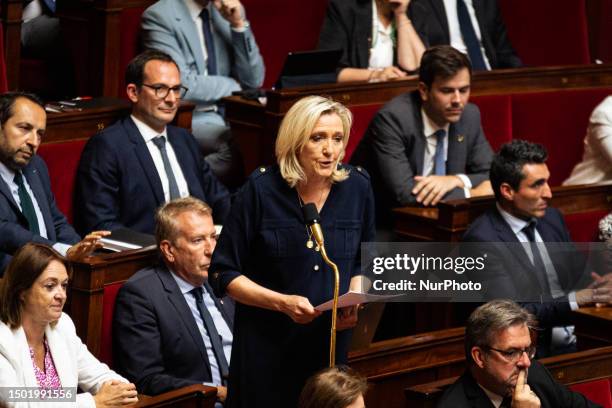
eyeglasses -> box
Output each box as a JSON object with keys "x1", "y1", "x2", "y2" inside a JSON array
[
  {"x1": 484, "y1": 345, "x2": 536, "y2": 363},
  {"x1": 142, "y1": 84, "x2": 189, "y2": 99}
]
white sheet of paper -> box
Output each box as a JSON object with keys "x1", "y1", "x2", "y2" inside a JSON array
[{"x1": 315, "y1": 290, "x2": 401, "y2": 311}]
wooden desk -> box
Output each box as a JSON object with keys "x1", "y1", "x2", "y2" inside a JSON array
[
  {"x1": 44, "y1": 97, "x2": 194, "y2": 144},
  {"x1": 68, "y1": 247, "x2": 158, "y2": 359},
  {"x1": 573, "y1": 306, "x2": 612, "y2": 350},
  {"x1": 133, "y1": 384, "x2": 217, "y2": 408},
  {"x1": 224, "y1": 64, "x2": 612, "y2": 173},
  {"x1": 393, "y1": 184, "x2": 612, "y2": 242},
  {"x1": 348, "y1": 327, "x2": 466, "y2": 408}
]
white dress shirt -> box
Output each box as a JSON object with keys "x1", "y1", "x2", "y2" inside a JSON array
[
  {"x1": 421, "y1": 109, "x2": 472, "y2": 196},
  {"x1": 131, "y1": 115, "x2": 190, "y2": 202},
  {"x1": 0, "y1": 161, "x2": 70, "y2": 255},
  {"x1": 442, "y1": 0, "x2": 492, "y2": 70},
  {"x1": 369, "y1": 0, "x2": 395, "y2": 69}
]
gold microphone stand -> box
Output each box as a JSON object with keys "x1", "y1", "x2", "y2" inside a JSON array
[{"x1": 316, "y1": 243, "x2": 340, "y2": 367}]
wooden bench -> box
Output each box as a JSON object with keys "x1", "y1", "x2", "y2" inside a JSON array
[
  {"x1": 348, "y1": 327, "x2": 466, "y2": 408},
  {"x1": 394, "y1": 184, "x2": 612, "y2": 242}
]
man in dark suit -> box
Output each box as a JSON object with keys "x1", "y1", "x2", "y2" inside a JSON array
[
  {"x1": 0, "y1": 92, "x2": 108, "y2": 274},
  {"x1": 114, "y1": 197, "x2": 234, "y2": 404},
  {"x1": 351, "y1": 45, "x2": 493, "y2": 226},
  {"x1": 409, "y1": 0, "x2": 521, "y2": 70},
  {"x1": 438, "y1": 300, "x2": 599, "y2": 407},
  {"x1": 463, "y1": 140, "x2": 612, "y2": 355},
  {"x1": 74, "y1": 50, "x2": 231, "y2": 235}
]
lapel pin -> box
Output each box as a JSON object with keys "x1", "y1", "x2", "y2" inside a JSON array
[{"x1": 457, "y1": 134, "x2": 465, "y2": 143}]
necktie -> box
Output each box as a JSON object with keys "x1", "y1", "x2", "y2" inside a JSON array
[
  {"x1": 522, "y1": 221, "x2": 552, "y2": 295},
  {"x1": 41, "y1": 0, "x2": 56, "y2": 13},
  {"x1": 14, "y1": 172, "x2": 40, "y2": 234},
  {"x1": 500, "y1": 396, "x2": 512, "y2": 408},
  {"x1": 433, "y1": 129, "x2": 447, "y2": 176},
  {"x1": 456, "y1": 0, "x2": 487, "y2": 71},
  {"x1": 152, "y1": 136, "x2": 181, "y2": 201},
  {"x1": 191, "y1": 287, "x2": 230, "y2": 382},
  {"x1": 200, "y1": 8, "x2": 218, "y2": 76}
]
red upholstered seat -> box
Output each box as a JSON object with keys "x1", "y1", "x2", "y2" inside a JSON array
[
  {"x1": 471, "y1": 95, "x2": 512, "y2": 151},
  {"x1": 345, "y1": 104, "x2": 382, "y2": 162},
  {"x1": 498, "y1": 0, "x2": 591, "y2": 65},
  {"x1": 37, "y1": 140, "x2": 87, "y2": 224},
  {"x1": 569, "y1": 378, "x2": 612, "y2": 408},
  {"x1": 100, "y1": 282, "x2": 124, "y2": 367},
  {"x1": 118, "y1": 7, "x2": 147, "y2": 97},
  {"x1": 241, "y1": 0, "x2": 329, "y2": 88},
  {"x1": 564, "y1": 209, "x2": 610, "y2": 243},
  {"x1": 510, "y1": 88, "x2": 612, "y2": 186}
]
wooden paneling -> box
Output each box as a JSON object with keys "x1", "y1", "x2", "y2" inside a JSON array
[
  {"x1": 134, "y1": 384, "x2": 216, "y2": 408},
  {"x1": 67, "y1": 247, "x2": 158, "y2": 358},
  {"x1": 224, "y1": 65, "x2": 612, "y2": 174},
  {"x1": 43, "y1": 98, "x2": 194, "y2": 144},
  {"x1": 574, "y1": 306, "x2": 612, "y2": 350},
  {"x1": 58, "y1": 0, "x2": 156, "y2": 97},
  {"x1": 349, "y1": 328, "x2": 466, "y2": 408},
  {"x1": 393, "y1": 184, "x2": 612, "y2": 242}
]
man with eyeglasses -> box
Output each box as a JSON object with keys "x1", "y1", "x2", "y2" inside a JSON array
[
  {"x1": 74, "y1": 50, "x2": 231, "y2": 236},
  {"x1": 438, "y1": 300, "x2": 600, "y2": 407}
]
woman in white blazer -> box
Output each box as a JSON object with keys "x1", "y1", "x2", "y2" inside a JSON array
[{"x1": 0, "y1": 243, "x2": 138, "y2": 407}]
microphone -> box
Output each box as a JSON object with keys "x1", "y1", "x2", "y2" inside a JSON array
[
  {"x1": 301, "y1": 202, "x2": 341, "y2": 367},
  {"x1": 301, "y1": 203, "x2": 324, "y2": 249}
]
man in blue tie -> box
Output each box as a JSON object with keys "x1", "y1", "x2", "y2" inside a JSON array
[
  {"x1": 409, "y1": 0, "x2": 522, "y2": 70},
  {"x1": 141, "y1": 0, "x2": 265, "y2": 188},
  {"x1": 0, "y1": 92, "x2": 110, "y2": 274},
  {"x1": 351, "y1": 45, "x2": 493, "y2": 227},
  {"x1": 114, "y1": 197, "x2": 233, "y2": 406}
]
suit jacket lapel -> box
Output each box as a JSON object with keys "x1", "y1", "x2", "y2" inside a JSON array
[
  {"x1": 412, "y1": 94, "x2": 426, "y2": 175},
  {"x1": 0, "y1": 173, "x2": 26, "y2": 223},
  {"x1": 13, "y1": 326, "x2": 39, "y2": 388},
  {"x1": 446, "y1": 123, "x2": 467, "y2": 175},
  {"x1": 23, "y1": 163, "x2": 55, "y2": 240},
  {"x1": 157, "y1": 266, "x2": 210, "y2": 368},
  {"x1": 176, "y1": 1, "x2": 207, "y2": 74},
  {"x1": 124, "y1": 118, "x2": 165, "y2": 205},
  {"x1": 462, "y1": 372, "x2": 497, "y2": 408},
  {"x1": 430, "y1": 0, "x2": 450, "y2": 42},
  {"x1": 491, "y1": 209, "x2": 544, "y2": 290},
  {"x1": 45, "y1": 320, "x2": 76, "y2": 389}
]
